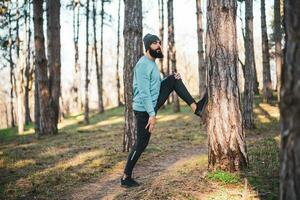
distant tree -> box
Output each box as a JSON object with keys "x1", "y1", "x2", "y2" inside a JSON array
[
  {"x1": 116, "y1": 0, "x2": 122, "y2": 106},
  {"x1": 84, "y1": 0, "x2": 90, "y2": 124},
  {"x1": 167, "y1": 0, "x2": 180, "y2": 112},
  {"x1": 274, "y1": 0, "x2": 282, "y2": 101},
  {"x1": 261, "y1": 0, "x2": 272, "y2": 102}
]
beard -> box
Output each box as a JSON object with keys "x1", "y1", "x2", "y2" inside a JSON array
[{"x1": 149, "y1": 48, "x2": 164, "y2": 58}]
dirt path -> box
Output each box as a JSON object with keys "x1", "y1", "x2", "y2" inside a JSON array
[{"x1": 68, "y1": 145, "x2": 207, "y2": 200}]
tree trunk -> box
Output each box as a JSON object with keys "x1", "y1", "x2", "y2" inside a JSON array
[
  {"x1": 274, "y1": 0, "x2": 282, "y2": 102},
  {"x1": 280, "y1": 1, "x2": 300, "y2": 199},
  {"x1": 206, "y1": 0, "x2": 248, "y2": 171},
  {"x1": 73, "y1": 1, "x2": 81, "y2": 112},
  {"x1": 158, "y1": 0, "x2": 166, "y2": 78},
  {"x1": 196, "y1": 0, "x2": 206, "y2": 95},
  {"x1": 98, "y1": 0, "x2": 104, "y2": 113},
  {"x1": 16, "y1": 0, "x2": 25, "y2": 134},
  {"x1": 33, "y1": 0, "x2": 57, "y2": 135},
  {"x1": 280, "y1": 0, "x2": 300, "y2": 200},
  {"x1": 243, "y1": 0, "x2": 255, "y2": 129},
  {"x1": 261, "y1": 0, "x2": 272, "y2": 102},
  {"x1": 34, "y1": 66, "x2": 40, "y2": 135},
  {"x1": 123, "y1": 0, "x2": 143, "y2": 152},
  {"x1": 167, "y1": 0, "x2": 180, "y2": 112},
  {"x1": 47, "y1": 0, "x2": 61, "y2": 128},
  {"x1": 116, "y1": 0, "x2": 122, "y2": 107},
  {"x1": 93, "y1": 0, "x2": 102, "y2": 113},
  {"x1": 84, "y1": 0, "x2": 90, "y2": 124},
  {"x1": 24, "y1": 0, "x2": 32, "y2": 125},
  {"x1": 8, "y1": 8, "x2": 15, "y2": 128}
]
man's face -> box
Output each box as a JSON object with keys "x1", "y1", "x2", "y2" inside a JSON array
[{"x1": 148, "y1": 40, "x2": 163, "y2": 58}]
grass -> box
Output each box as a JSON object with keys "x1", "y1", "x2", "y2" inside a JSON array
[{"x1": 0, "y1": 96, "x2": 280, "y2": 199}]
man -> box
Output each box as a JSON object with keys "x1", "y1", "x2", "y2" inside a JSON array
[{"x1": 121, "y1": 33, "x2": 208, "y2": 187}]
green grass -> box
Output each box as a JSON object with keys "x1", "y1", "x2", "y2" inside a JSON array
[{"x1": 207, "y1": 170, "x2": 241, "y2": 184}]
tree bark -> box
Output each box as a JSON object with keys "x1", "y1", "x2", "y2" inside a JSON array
[
  {"x1": 116, "y1": 0, "x2": 122, "y2": 107},
  {"x1": 24, "y1": 0, "x2": 32, "y2": 125},
  {"x1": 98, "y1": 0, "x2": 104, "y2": 113},
  {"x1": 84, "y1": 0, "x2": 90, "y2": 124},
  {"x1": 33, "y1": 0, "x2": 57, "y2": 135},
  {"x1": 167, "y1": 0, "x2": 180, "y2": 112},
  {"x1": 280, "y1": 1, "x2": 300, "y2": 199},
  {"x1": 47, "y1": 0, "x2": 61, "y2": 128},
  {"x1": 206, "y1": 0, "x2": 248, "y2": 171},
  {"x1": 8, "y1": 8, "x2": 15, "y2": 128},
  {"x1": 123, "y1": 0, "x2": 143, "y2": 152},
  {"x1": 158, "y1": 0, "x2": 166, "y2": 78},
  {"x1": 15, "y1": 0, "x2": 25, "y2": 134},
  {"x1": 261, "y1": 0, "x2": 272, "y2": 102},
  {"x1": 243, "y1": 0, "x2": 255, "y2": 129},
  {"x1": 274, "y1": 0, "x2": 282, "y2": 102},
  {"x1": 73, "y1": 1, "x2": 81, "y2": 112},
  {"x1": 196, "y1": 0, "x2": 206, "y2": 95}
]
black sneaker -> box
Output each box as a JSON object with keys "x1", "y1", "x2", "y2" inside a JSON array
[
  {"x1": 120, "y1": 177, "x2": 140, "y2": 188},
  {"x1": 194, "y1": 91, "x2": 208, "y2": 117}
]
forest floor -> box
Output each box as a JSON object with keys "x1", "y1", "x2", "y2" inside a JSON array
[{"x1": 0, "y1": 95, "x2": 280, "y2": 200}]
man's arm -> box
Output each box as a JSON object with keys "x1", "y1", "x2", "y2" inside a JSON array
[{"x1": 135, "y1": 64, "x2": 156, "y2": 117}]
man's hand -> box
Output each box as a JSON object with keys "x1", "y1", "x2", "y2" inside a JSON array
[
  {"x1": 145, "y1": 116, "x2": 156, "y2": 133},
  {"x1": 174, "y1": 72, "x2": 181, "y2": 80}
]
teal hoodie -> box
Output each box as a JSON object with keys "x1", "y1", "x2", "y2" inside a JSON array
[{"x1": 133, "y1": 56, "x2": 161, "y2": 116}]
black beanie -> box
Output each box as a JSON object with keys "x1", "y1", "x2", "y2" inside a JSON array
[{"x1": 143, "y1": 33, "x2": 160, "y2": 51}]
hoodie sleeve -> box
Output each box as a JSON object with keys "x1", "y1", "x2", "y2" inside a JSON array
[{"x1": 135, "y1": 63, "x2": 156, "y2": 117}]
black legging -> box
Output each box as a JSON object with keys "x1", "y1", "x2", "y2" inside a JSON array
[{"x1": 124, "y1": 74, "x2": 195, "y2": 177}]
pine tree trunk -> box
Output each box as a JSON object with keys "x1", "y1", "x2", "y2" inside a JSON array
[
  {"x1": 206, "y1": 0, "x2": 248, "y2": 171},
  {"x1": 84, "y1": 0, "x2": 90, "y2": 124},
  {"x1": 73, "y1": 1, "x2": 81, "y2": 112},
  {"x1": 33, "y1": 0, "x2": 57, "y2": 135},
  {"x1": 98, "y1": 0, "x2": 104, "y2": 113},
  {"x1": 116, "y1": 0, "x2": 122, "y2": 107},
  {"x1": 274, "y1": 0, "x2": 282, "y2": 102},
  {"x1": 34, "y1": 67, "x2": 40, "y2": 135},
  {"x1": 8, "y1": 8, "x2": 15, "y2": 128},
  {"x1": 24, "y1": 0, "x2": 32, "y2": 125},
  {"x1": 167, "y1": 0, "x2": 180, "y2": 112},
  {"x1": 261, "y1": 0, "x2": 272, "y2": 102},
  {"x1": 196, "y1": 0, "x2": 206, "y2": 95},
  {"x1": 158, "y1": 0, "x2": 165, "y2": 78},
  {"x1": 16, "y1": 0, "x2": 25, "y2": 134},
  {"x1": 243, "y1": 0, "x2": 255, "y2": 129},
  {"x1": 93, "y1": 0, "x2": 102, "y2": 113},
  {"x1": 280, "y1": 1, "x2": 300, "y2": 199},
  {"x1": 123, "y1": 0, "x2": 143, "y2": 152},
  {"x1": 47, "y1": 0, "x2": 61, "y2": 128}
]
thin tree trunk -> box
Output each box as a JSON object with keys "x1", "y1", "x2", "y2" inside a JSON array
[
  {"x1": 167, "y1": 0, "x2": 180, "y2": 112},
  {"x1": 16, "y1": 0, "x2": 25, "y2": 134},
  {"x1": 84, "y1": 0, "x2": 90, "y2": 124},
  {"x1": 8, "y1": 8, "x2": 15, "y2": 128},
  {"x1": 243, "y1": 0, "x2": 255, "y2": 129},
  {"x1": 99, "y1": 0, "x2": 104, "y2": 113},
  {"x1": 24, "y1": 0, "x2": 32, "y2": 125},
  {"x1": 123, "y1": 0, "x2": 143, "y2": 152},
  {"x1": 34, "y1": 64, "x2": 40, "y2": 135},
  {"x1": 33, "y1": 0, "x2": 57, "y2": 135},
  {"x1": 274, "y1": 0, "x2": 282, "y2": 102},
  {"x1": 158, "y1": 0, "x2": 165, "y2": 77},
  {"x1": 206, "y1": 0, "x2": 248, "y2": 171},
  {"x1": 280, "y1": 1, "x2": 300, "y2": 199},
  {"x1": 73, "y1": 1, "x2": 81, "y2": 112},
  {"x1": 47, "y1": 0, "x2": 61, "y2": 128},
  {"x1": 261, "y1": 0, "x2": 272, "y2": 102},
  {"x1": 116, "y1": 0, "x2": 122, "y2": 107},
  {"x1": 196, "y1": 0, "x2": 206, "y2": 95}
]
